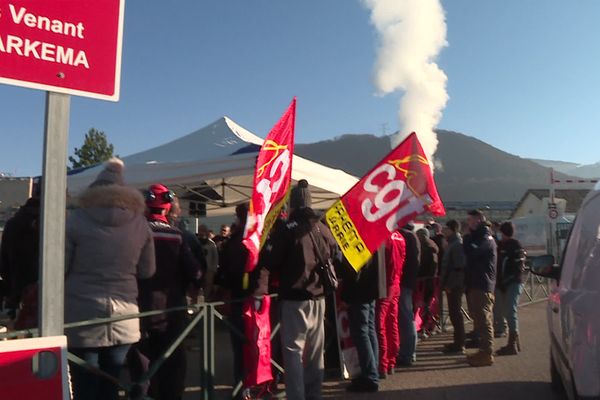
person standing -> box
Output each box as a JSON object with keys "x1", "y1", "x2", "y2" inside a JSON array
[
  {"x1": 495, "y1": 221, "x2": 526, "y2": 356},
  {"x1": 340, "y1": 255, "x2": 380, "y2": 393},
  {"x1": 397, "y1": 224, "x2": 420, "y2": 366},
  {"x1": 64, "y1": 159, "x2": 156, "y2": 400},
  {"x1": 376, "y1": 231, "x2": 405, "y2": 377},
  {"x1": 440, "y1": 219, "x2": 467, "y2": 354},
  {"x1": 463, "y1": 209, "x2": 497, "y2": 367},
  {"x1": 0, "y1": 194, "x2": 40, "y2": 328},
  {"x1": 131, "y1": 183, "x2": 202, "y2": 400},
  {"x1": 261, "y1": 179, "x2": 338, "y2": 400},
  {"x1": 198, "y1": 224, "x2": 219, "y2": 301}
]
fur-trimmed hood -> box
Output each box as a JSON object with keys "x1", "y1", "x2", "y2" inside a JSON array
[{"x1": 74, "y1": 184, "x2": 146, "y2": 227}]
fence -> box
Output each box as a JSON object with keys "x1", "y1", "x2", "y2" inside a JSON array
[
  {"x1": 1, "y1": 269, "x2": 551, "y2": 399},
  {"x1": 0, "y1": 296, "x2": 283, "y2": 400}
]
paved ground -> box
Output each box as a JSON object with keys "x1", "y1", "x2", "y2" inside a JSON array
[
  {"x1": 323, "y1": 301, "x2": 560, "y2": 400},
  {"x1": 182, "y1": 301, "x2": 562, "y2": 400}
]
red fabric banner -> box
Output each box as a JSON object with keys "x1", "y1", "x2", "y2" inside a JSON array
[
  {"x1": 326, "y1": 132, "x2": 445, "y2": 271},
  {"x1": 243, "y1": 98, "x2": 296, "y2": 273}
]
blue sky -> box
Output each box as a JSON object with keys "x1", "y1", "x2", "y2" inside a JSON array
[{"x1": 1, "y1": 0, "x2": 599, "y2": 176}]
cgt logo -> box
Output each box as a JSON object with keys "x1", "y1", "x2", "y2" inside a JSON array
[
  {"x1": 245, "y1": 140, "x2": 291, "y2": 246},
  {"x1": 361, "y1": 155, "x2": 433, "y2": 232}
]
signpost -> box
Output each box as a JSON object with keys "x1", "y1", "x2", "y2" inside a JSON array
[{"x1": 0, "y1": 1, "x2": 125, "y2": 395}]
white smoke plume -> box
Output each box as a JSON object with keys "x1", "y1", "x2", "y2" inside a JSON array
[{"x1": 363, "y1": 0, "x2": 449, "y2": 166}]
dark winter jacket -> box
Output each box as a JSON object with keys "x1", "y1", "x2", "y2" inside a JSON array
[
  {"x1": 261, "y1": 208, "x2": 338, "y2": 301},
  {"x1": 138, "y1": 219, "x2": 202, "y2": 335},
  {"x1": 400, "y1": 228, "x2": 421, "y2": 290},
  {"x1": 0, "y1": 198, "x2": 40, "y2": 310},
  {"x1": 218, "y1": 227, "x2": 267, "y2": 300},
  {"x1": 441, "y1": 232, "x2": 466, "y2": 290},
  {"x1": 417, "y1": 236, "x2": 439, "y2": 278},
  {"x1": 432, "y1": 233, "x2": 446, "y2": 270},
  {"x1": 339, "y1": 254, "x2": 379, "y2": 304},
  {"x1": 463, "y1": 223, "x2": 497, "y2": 293},
  {"x1": 496, "y1": 238, "x2": 526, "y2": 291}
]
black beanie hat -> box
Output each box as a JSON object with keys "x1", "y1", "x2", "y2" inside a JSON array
[{"x1": 290, "y1": 179, "x2": 312, "y2": 210}]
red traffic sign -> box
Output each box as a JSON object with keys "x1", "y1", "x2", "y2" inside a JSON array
[
  {"x1": 0, "y1": 336, "x2": 70, "y2": 399},
  {"x1": 0, "y1": 0, "x2": 124, "y2": 101}
]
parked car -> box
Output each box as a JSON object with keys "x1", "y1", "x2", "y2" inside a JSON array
[{"x1": 531, "y1": 186, "x2": 600, "y2": 400}]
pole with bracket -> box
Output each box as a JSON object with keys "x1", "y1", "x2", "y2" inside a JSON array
[{"x1": 38, "y1": 91, "x2": 70, "y2": 338}]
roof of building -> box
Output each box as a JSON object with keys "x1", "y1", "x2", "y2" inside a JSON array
[{"x1": 512, "y1": 188, "x2": 591, "y2": 218}]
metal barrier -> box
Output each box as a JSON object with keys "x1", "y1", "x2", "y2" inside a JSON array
[
  {"x1": 0, "y1": 296, "x2": 283, "y2": 400},
  {"x1": 438, "y1": 264, "x2": 550, "y2": 332},
  {"x1": 519, "y1": 268, "x2": 550, "y2": 305},
  {"x1": 1, "y1": 271, "x2": 551, "y2": 398}
]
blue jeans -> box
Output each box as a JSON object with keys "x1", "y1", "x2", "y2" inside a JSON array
[
  {"x1": 496, "y1": 282, "x2": 524, "y2": 333},
  {"x1": 398, "y1": 288, "x2": 417, "y2": 363},
  {"x1": 69, "y1": 344, "x2": 131, "y2": 400},
  {"x1": 348, "y1": 301, "x2": 379, "y2": 383}
]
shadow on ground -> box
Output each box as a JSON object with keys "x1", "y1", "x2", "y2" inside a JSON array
[{"x1": 323, "y1": 381, "x2": 563, "y2": 400}]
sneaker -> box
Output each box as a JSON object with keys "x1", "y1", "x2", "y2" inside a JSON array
[
  {"x1": 465, "y1": 338, "x2": 480, "y2": 349},
  {"x1": 494, "y1": 331, "x2": 507, "y2": 338},
  {"x1": 387, "y1": 367, "x2": 395, "y2": 375},
  {"x1": 442, "y1": 343, "x2": 466, "y2": 354},
  {"x1": 467, "y1": 350, "x2": 494, "y2": 367}
]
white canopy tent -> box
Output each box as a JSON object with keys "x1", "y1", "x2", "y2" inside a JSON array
[{"x1": 67, "y1": 117, "x2": 358, "y2": 216}]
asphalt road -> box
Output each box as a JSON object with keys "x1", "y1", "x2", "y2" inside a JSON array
[{"x1": 323, "y1": 301, "x2": 561, "y2": 400}]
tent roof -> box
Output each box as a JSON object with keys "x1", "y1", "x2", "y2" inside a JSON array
[{"x1": 67, "y1": 117, "x2": 358, "y2": 216}]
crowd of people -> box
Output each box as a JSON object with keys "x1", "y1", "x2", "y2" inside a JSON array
[{"x1": 0, "y1": 158, "x2": 528, "y2": 400}]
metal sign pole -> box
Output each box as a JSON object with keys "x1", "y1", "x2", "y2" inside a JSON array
[
  {"x1": 38, "y1": 91, "x2": 70, "y2": 337},
  {"x1": 549, "y1": 169, "x2": 558, "y2": 260}
]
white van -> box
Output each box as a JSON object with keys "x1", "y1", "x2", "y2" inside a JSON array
[{"x1": 531, "y1": 185, "x2": 600, "y2": 400}]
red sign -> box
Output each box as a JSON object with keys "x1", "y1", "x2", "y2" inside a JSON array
[
  {"x1": 243, "y1": 97, "x2": 296, "y2": 273},
  {"x1": 0, "y1": 0, "x2": 124, "y2": 101},
  {"x1": 0, "y1": 336, "x2": 70, "y2": 399},
  {"x1": 326, "y1": 132, "x2": 445, "y2": 271}
]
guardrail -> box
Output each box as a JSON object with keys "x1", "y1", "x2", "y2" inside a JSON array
[
  {"x1": 1, "y1": 269, "x2": 551, "y2": 398},
  {"x1": 0, "y1": 296, "x2": 282, "y2": 400}
]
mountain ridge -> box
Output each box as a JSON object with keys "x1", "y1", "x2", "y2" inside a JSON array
[{"x1": 295, "y1": 130, "x2": 576, "y2": 202}]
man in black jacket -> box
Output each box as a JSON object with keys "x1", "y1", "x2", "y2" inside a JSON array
[
  {"x1": 463, "y1": 210, "x2": 497, "y2": 367},
  {"x1": 495, "y1": 221, "x2": 526, "y2": 356},
  {"x1": 0, "y1": 196, "x2": 40, "y2": 325},
  {"x1": 398, "y1": 224, "x2": 420, "y2": 366},
  {"x1": 130, "y1": 184, "x2": 203, "y2": 400},
  {"x1": 260, "y1": 180, "x2": 338, "y2": 400}
]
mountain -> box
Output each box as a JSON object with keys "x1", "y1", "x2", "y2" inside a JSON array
[
  {"x1": 295, "y1": 130, "x2": 574, "y2": 202},
  {"x1": 569, "y1": 162, "x2": 600, "y2": 178},
  {"x1": 528, "y1": 159, "x2": 580, "y2": 174},
  {"x1": 529, "y1": 158, "x2": 600, "y2": 178}
]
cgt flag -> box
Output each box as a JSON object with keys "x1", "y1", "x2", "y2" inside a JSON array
[
  {"x1": 326, "y1": 132, "x2": 445, "y2": 271},
  {"x1": 243, "y1": 98, "x2": 296, "y2": 275}
]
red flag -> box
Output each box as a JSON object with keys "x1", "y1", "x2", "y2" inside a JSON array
[
  {"x1": 243, "y1": 98, "x2": 296, "y2": 274},
  {"x1": 325, "y1": 132, "x2": 445, "y2": 271}
]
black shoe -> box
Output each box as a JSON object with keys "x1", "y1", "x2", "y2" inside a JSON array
[
  {"x1": 494, "y1": 331, "x2": 507, "y2": 338},
  {"x1": 379, "y1": 371, "x2": 387, "y2": 380},
  {"x1": 346, "y1": 379, "x2": 379, "y2": 393},
  {"x1": 397, "y1": 359, "x2": 413, "y2": 367},
  {"x1": 465, "y1": 339, "x2": 480, "y2": 349},
  {"x1": 442, "y1": 343, "x2": 465, "y2": 354}
]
